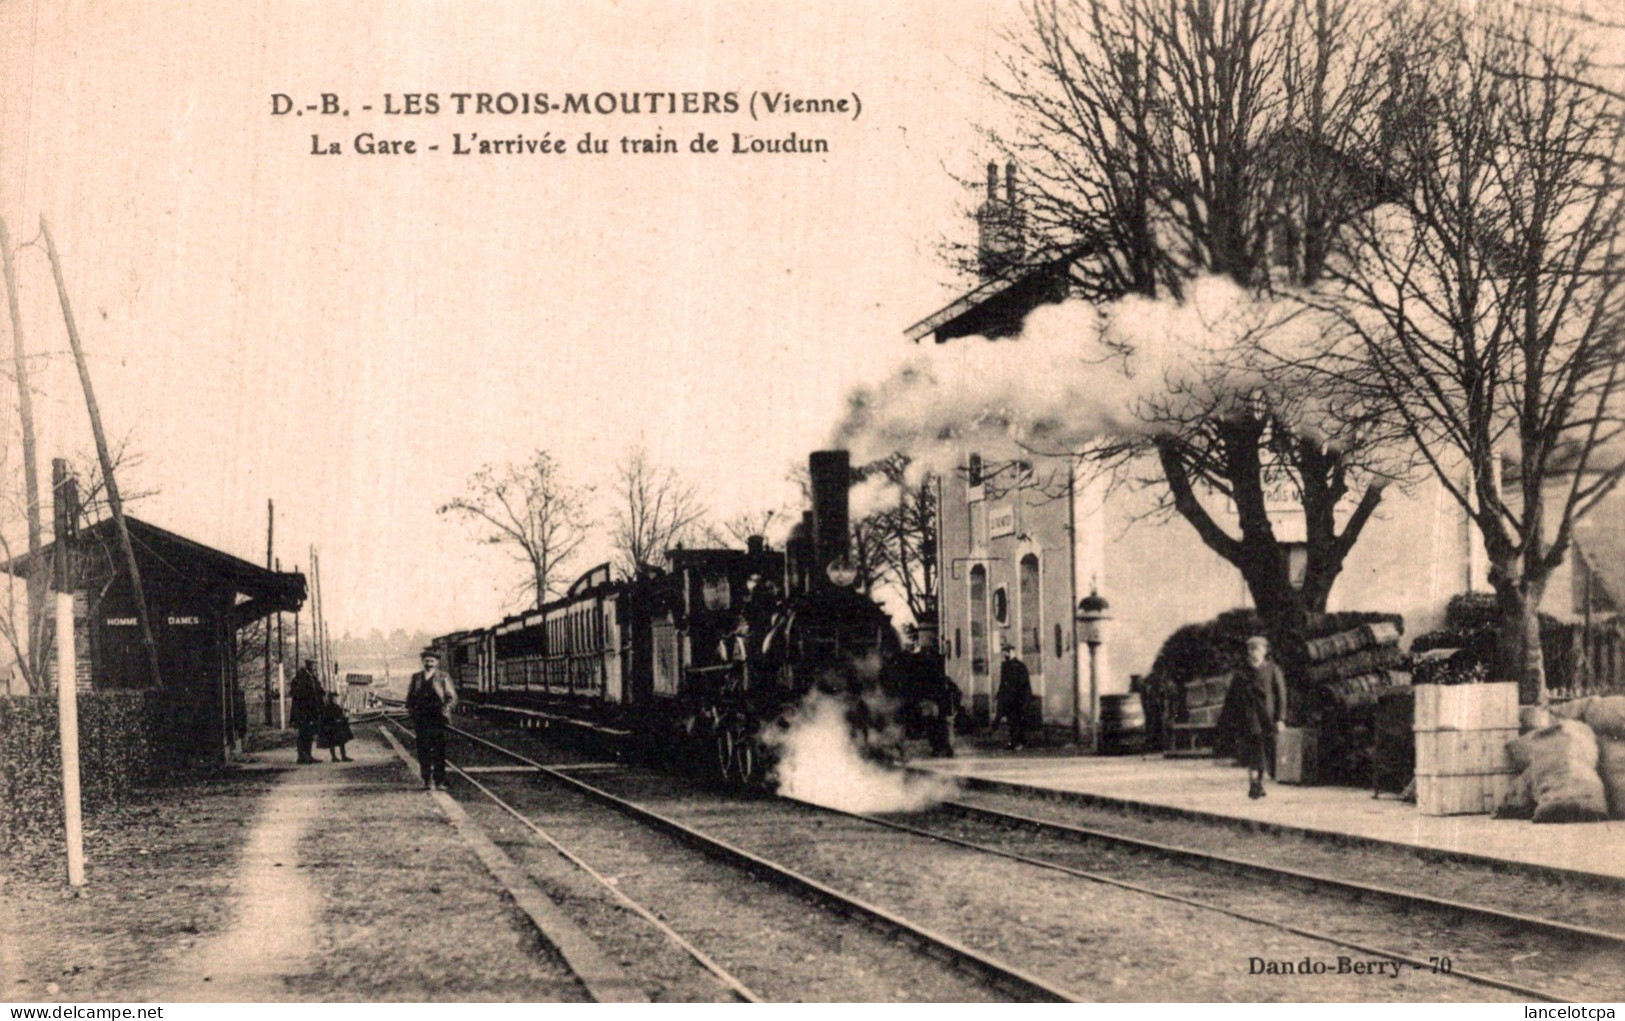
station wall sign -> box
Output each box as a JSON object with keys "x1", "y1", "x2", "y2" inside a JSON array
[{"x1": 989, "y1": 502, "x2": 1017, "y2": 539}]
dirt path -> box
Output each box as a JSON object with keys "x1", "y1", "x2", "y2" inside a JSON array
[{"x1": 135, "y1": 753, "x2": 329, "y2": 1001}]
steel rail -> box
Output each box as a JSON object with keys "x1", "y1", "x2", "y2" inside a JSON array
[
  {"x1": 813, "y1": 799, "x2": 1583, "y2": 1004},
  {"x1": 444, "y1": 722, "x2": 1083, "y2": 1003},
  {"x1": 939, "y1": 797, "x2": 1625, "y2": 947},
  {"x1": 383, "y1": 718, "x2": 758, "y2": 1002}
]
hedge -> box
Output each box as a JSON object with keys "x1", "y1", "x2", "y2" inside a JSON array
[{"x1": 0, "y1": 690, "x2": 178, "y2": 849}]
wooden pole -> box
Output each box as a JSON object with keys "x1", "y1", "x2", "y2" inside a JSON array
[
  {"x1": 1069, "y1": 466, "x2": 1083, "y2": 747},
  {"x1": 275, "y1": 555, "x2": 285, "y2": 718},
  {"x1": 1, "y1": 216, "x2": 45, "y2": 688},
  {"x1": 310, "y1": 546, "x2": 326, "y2": 692},
  {"x1": 40, "y1": 218, "x2": 163, "y2": 690},
  {"x1": 51, "y1": 459, "x2": 84, "y2": 886},
  {"x1": 262, "y1": 499, "x2": 274, "y2": 725},
  {"x1": 293, "y1": 587, "x2": 301, "y2": 684}
]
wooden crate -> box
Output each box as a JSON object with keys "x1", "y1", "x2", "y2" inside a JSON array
[
  {"x1": 1275, "y1": 727, "x2": 1318, "y2": 784},
  {"x1": 1413, "y1": 682, "x2": 1519, "y2": 732},
  {"x1": 1416, "y1": 771, "x2": 1515, "y2": 816},
  {"x1": 1414, "y1": 728, "x2": 1518, "y2": 776}
]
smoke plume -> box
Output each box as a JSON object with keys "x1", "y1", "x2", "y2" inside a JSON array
[
  {"x1": 835, "y1": 276, "x2": 1326, "y2": 474},
  {"x1": 765, "y1": 694, "x2": 958, "y2": 813}
]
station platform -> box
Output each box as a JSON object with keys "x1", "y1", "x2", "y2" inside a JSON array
[
  {"x1": 109, "y1": 725, "x2": 599, "y2": 1001},
  {"x1": 910, "y1": 750, "x2": 1625, "y2": 884}
]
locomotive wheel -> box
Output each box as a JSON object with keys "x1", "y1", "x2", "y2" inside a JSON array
[
  {"x1": 732, "y1": 734, "x2": 759, "y2": 788},
  {"x1": 715, "y1": 727, "x2": 738, "y2": 784}
]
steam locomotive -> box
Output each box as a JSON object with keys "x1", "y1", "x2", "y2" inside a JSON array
[{"x1": 432, "y1": 450, "x2": 913, "y2": 785}]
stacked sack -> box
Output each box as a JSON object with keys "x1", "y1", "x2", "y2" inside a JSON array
[{"x1": 1496, "y1": 695, "x2": 1625, "y2": 823}]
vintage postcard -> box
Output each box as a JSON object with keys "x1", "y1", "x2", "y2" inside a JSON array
[{"x1": 1, "y1": 0, "x2": 1623, "y2": 1008}]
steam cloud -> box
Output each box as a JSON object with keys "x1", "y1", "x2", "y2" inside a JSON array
[
  {"x1": 834, "y1": 276, "x2": 1328, "y2": 489},
  {"x1": 765, "y1": 694, "x2": 958, "y2": 813}
]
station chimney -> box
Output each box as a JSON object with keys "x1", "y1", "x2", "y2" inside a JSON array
[{"x1": 977, "y1": 160, "x2": 1025, "y2": 280}]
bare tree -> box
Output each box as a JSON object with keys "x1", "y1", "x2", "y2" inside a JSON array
[
  {"x1": 439, "y1": 450, "x2": 592, "y2": 609},
  {"x1": 858, "y1": 454, "x2": 939, "y2": 624},
  {"x1": 710, "y1": 507, "x2": 783, "y2": 547},
  {"x1": 0, "y1": 441, "x2": 154, "y2": 693},
  {"x1": 609, "y1": 448, "x2": 709, "y2": 577},
  {"x1": 989, "y1": 0, "x2": 1412, "y2": 640},
  {"x1": 1326, "y1": 0, "x2": 1625, "y2": 700}
]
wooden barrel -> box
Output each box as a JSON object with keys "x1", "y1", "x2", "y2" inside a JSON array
[{"x1": 1098, "y1": 693, "x2": 1146, "y2": 754}]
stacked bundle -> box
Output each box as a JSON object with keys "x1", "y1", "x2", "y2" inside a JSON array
[
  {"x1": 1411, "y1": 648, "x2": 1489, "y2": 686},
  {"x1": 1306, "y1": 622, "x2": 1407, "y2": 707},
  {"x1": 1305, "y1": 619, "x2": 1406, "y2": 785}
]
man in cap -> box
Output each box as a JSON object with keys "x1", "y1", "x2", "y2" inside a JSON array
[
  {"x1": 994, "y1": 643, "x2": 1033, "y2": 751},
  {"x1": 406, "y1": 649, "x2": 458, "y2": 790},
  {"x1": 289, "y1": 658, "x2": 325, "y2": 764}
]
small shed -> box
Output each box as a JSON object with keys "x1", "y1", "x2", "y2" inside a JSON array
[
  {"x1": 343, "y1": 672, "x2": 374, "y2": 711},
  {"x1": 2, "y1": 515, "x2": 307, "y2": 763}
]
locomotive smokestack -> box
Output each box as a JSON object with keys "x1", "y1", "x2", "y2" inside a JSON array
[{"x1": 808, "y1": 450, "x2": 851, "y2": 579}]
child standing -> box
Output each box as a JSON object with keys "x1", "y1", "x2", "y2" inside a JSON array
[{"x1": 320, "y1": 691, "x2": 354, "y2": 762}]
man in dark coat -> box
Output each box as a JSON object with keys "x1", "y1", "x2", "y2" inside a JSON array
[
  {"x1": 917, "y1": 629, "x2": 960, "y2": 757},
  {"x1": 994, "y1": 644, "x2": 1033, "y2": 751},
  {"x1": 1242, "y1": 636, "x2": 1289, "y2": 799},
  {"x1": 289, "y1": 659, "x2": 324, "y2": 764},
  {"x1": 406, "y1": 650, "x2": 457, "y2": 790}
]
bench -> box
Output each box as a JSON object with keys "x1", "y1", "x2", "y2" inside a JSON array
[{"x1": 1165, "y1": 673, "x2": 1232, "y2": 757}]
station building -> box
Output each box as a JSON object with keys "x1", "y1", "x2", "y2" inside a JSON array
[
  {"x1": 909, "y1": 163, "x2": 1513, "y2": 729},
  {"x1": 3, "y1": 515, "x2": 306, "y2": 762}
]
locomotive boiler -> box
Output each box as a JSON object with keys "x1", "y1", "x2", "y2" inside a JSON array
[{"x1": 434, "y1": 450, "x2": 904, "y2": 786}]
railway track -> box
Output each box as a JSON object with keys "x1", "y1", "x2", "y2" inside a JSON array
[
  {"x1": 449, "y1": 706, "x2": 1623, "y2": 999},
  {"x1": 405, "y1": 716, "x2": 1615, "y2": 1001},
  {"x1": 384, "y1": 716, "x2": 1070, "y2": 1002},
  {"x1": 832, "y1": 797, "x2": 1623, "y2": 1003}
]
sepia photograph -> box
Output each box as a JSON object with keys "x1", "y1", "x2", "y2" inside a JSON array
[{"x1": 0, "y1": 0, "x2": 1623, "y2": 1006}]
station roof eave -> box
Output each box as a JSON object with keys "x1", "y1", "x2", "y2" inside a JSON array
[
  {"x1": 903, "y1": 254, "x2": 1081, "y2": 344},
  {"x1": 1575, "y1": 487, "x2": 1625, "y2": 611},
  {"x1": 0, "y1": 514, "x2": 307, "y2": 623}
]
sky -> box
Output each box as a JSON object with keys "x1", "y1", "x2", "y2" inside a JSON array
[{"x1": 0, "y1": 0, "x2": 1018, "y2": 635}]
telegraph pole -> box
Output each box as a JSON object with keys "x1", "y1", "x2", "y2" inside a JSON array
[
  {"x1": 2, "y1": 217, "x2": 43, "y2": 689},
  {"x1": 275, "y1": 556, "x2": 286, "y2": 726},
  {"x1": 41, "y1": 218, "x2": 162, "y2": 690},
  {"x1": 263, "y1": 500, "x2": 274, "y2": 725},
  {"x1": 310, "y1": 546, "x2": 326, "y2": 692},
  {"x1": 260, "y1": 497, "x2": 273, "y2": 721}
]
